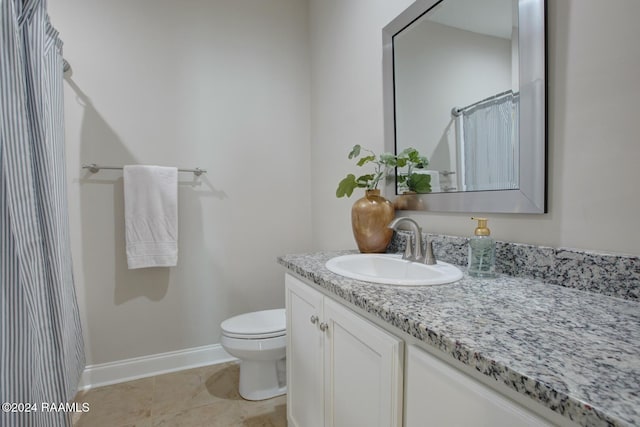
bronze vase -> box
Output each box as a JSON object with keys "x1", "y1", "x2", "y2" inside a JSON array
[
  {"x1": 351, "y1": 189, "x2": 395, "y2": 253},
  {"x1": 393, "y1": 191, "x2": 425, "y2": 211}
]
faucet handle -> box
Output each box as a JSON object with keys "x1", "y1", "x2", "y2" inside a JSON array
[{"x1": 423, "y1": 238, "x2": 436, "y2": 265}]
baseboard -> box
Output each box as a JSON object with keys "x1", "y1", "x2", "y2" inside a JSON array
[{"x1": 78, "y1": 343, "x2": 236, "y2": 390}]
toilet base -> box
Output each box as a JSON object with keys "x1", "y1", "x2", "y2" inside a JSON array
[{"x1": 238, "y1": 357, "x2": 287, "y2": 401}]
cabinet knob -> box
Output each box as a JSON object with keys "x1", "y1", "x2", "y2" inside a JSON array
[
  {"x1": 310, "y1": 315, "x2": 319, "y2": 324},
  {"x1": 319, "y1": 322, "x2": 328, "y2": 332}
]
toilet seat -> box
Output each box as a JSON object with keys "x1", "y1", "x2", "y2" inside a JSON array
[{"x1": 221, "y1": 308, "x2": 285, "y2": 339}]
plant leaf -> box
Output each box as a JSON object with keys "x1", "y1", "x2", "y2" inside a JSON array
[
  {"x1": 407, "y1": 173, "x2": 432, "y2": 193},
  {"x1": 336, "y1": 174, "x2": 358, "y2": 198},
  {"x1": 356, "y1": 155, "x2": 376, "y2": 167},
  {"x1": 416, "y1": 156, "x2": 429, "y2": 168},
  {"x1": 348, "y1": 144, "x2": 361, "y2": 159},
  {"x1": 408, "y1": 150, "x2": 422, "y2": 164},
  {"x1": 379, "y1": 153, "x2": 396, "y2": 165}
]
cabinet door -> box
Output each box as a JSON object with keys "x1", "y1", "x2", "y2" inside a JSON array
[
  {"x1": 323, "y1": 298, "x2": 403, "y2": 427},
  {"x1": 285, "y1": 274, "x2": 325, "y2": 427},
  {"x1": 405, "y1": 345, "x2": 551, "y2": 427}
]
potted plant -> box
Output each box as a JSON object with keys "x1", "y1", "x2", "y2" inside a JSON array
[
  {"x1": 336, "y1": 145, "x2": 397, "y2": 197},
  {"x1": 394, "y1": 147, "x2": 431, "y2": 210},
  {"x1": 396, "y1": 147, "x2": 431, "y2": 194},
  {"x1": 336, "y1": 145, "x2": 396, "y2": 253}
]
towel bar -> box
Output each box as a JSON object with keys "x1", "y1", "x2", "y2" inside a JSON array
[{"x1": 82, "y1": 163, "x2": 207, "y2": 176}]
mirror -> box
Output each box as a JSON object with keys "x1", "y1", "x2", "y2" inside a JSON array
[{"x1": 383, "y1": 0, "x2": 546, "y2": 213}]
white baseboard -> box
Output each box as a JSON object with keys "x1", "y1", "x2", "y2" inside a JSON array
[{"x1": 78, "y1": 343, "x2": 236, "y2": 390}]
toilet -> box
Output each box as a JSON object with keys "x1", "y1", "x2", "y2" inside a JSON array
[{"x1": 220, "y1": 308, "x2": 287, "y2": 400}]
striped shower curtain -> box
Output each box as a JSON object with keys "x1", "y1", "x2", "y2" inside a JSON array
[
  {"x1": 1, "y1": 1, "x2": 85, "y2": 426},
  {"x1": 459, "y1": 93, "x2": 519, "y2": 192}
]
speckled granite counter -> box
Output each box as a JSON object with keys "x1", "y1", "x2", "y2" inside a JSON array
[{"x1": 278, "y1": 250, "x2": 640, "y2": 427}]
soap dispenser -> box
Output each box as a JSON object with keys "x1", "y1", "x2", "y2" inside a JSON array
[{"x1": 468, "y1": 217, "x2": 496, "y2": 278}]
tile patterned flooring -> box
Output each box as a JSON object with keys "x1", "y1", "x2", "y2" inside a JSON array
[{"x1": 71, "y1": 362, "x2": 287, "y2": 427}]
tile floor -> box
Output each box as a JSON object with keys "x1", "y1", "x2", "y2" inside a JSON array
[{"x1": 71, "y1": 362, "x2": 287, "y2": 427}]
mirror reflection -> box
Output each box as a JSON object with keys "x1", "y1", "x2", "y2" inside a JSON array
[{"x1": 393, "y1": 0, "x2": 519, "y2": 194}]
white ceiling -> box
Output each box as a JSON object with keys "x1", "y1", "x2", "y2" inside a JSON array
[{"x1": 426, "y1": 0, "x2": 515, "y2": 40}]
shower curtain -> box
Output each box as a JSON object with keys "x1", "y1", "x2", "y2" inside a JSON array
[
  {"x1": 1, "y1": 1, "x2": 85, "y2": 426},
  {"x1": 458, "y1": 93, "x2": 519, "y2": 192}
]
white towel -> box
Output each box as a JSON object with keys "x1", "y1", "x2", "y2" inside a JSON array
[{"x1": 123, "y1": 165, "x2": 178, "y2": 269}]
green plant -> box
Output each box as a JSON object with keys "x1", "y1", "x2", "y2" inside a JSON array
[
  {"x1": 396, "y1": 147, "x2": 431, "y2": 193},
  {"x1": 336, "y1": 145, "x2": 397, "y2": 198}
]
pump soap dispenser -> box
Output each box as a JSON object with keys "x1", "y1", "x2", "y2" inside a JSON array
[{"x1": 468, "y1": 217, "x2": 496, "y2": 278}]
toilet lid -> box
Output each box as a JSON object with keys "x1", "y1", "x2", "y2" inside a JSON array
[{"x1": 221, "y1": 308, "x2": 286, "y2": 339}]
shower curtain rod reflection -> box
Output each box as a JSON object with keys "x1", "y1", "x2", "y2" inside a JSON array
[
  {"x1": 451, "y1": 90, "x2": 519, "y2": 117},
  {"x1": 82, "y1": 163, "x2": 207, "y2": 176}
]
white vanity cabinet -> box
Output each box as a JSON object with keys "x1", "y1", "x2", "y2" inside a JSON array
[
  {"x1": 405, "y1": 345, "x2": 552, "y2": 427},
  {"x1": 285, "y1": 273, "x2": 403, "y2": 427}
]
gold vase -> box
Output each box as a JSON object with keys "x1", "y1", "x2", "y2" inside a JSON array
[
  {"x1": 393, "y1": 191, "x2": 425, "y2": 211},
  {"x1": 351, "y1": 189, "x2": 395, "y2": 253}
]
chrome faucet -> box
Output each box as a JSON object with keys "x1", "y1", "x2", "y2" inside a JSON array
[
  {"x1": 388, "y1": 217, "x2": 422, "y2": 261},
  {"x1": 387, "y1": 217, "x2": 436, "y2": 265}
]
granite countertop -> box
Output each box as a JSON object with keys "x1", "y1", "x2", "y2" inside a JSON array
[{"x1": 278, "y1": 251, "x2": 640, "y2": 427}]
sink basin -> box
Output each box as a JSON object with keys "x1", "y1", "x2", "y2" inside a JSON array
[{"x1": 325, "y1": 254, "x2": 463, "y2": 286}]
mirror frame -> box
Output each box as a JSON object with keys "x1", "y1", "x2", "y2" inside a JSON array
[{"x1": 383, "y1": 0, "x2": 547, "y2": 213}]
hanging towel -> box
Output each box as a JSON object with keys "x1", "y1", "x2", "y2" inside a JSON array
[{"x1": 123, "y1": 165, "x2": 178, "y2": 269}]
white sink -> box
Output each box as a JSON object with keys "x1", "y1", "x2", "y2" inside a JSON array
[{"x1": 325, "y1": 254, "x2": 463, "y2": 286}]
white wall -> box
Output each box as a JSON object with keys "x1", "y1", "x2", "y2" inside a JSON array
[
  {"x1": 310, "y1": 0, "x2": 640, "y2": 257},
  {"x1": 49, "y1": 0, "x2": 311, "y2": 365},
  {"x1": 309, "y1": 0, "x2": 414, "y2": 251}
]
